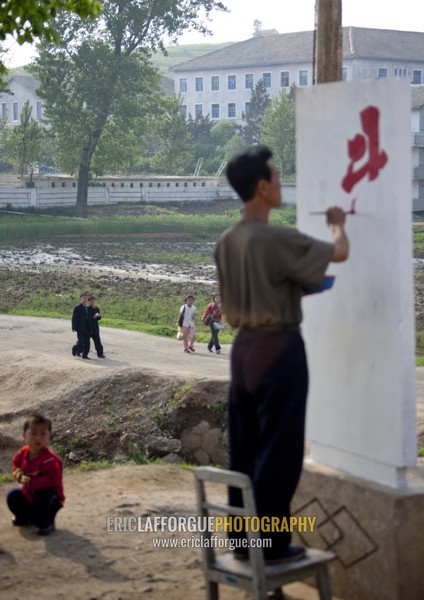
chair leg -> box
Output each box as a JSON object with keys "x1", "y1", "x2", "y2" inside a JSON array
[
  {"x1": 316, "y1": 565, "x2": 332, "y2": 600},
  {"x1": 206, "y1": 579, "x2": 219, "y2": 600}
]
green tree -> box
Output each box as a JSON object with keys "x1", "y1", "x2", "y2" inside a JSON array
[
  {"x1": 91, "y1": 119, "x2": 142, "y2": 176},
  {"x1": 31, "y1": 0, "x2": 227, "y2": 217},
  {"x1": 187, "y1": 113, "x2": 216, "y2": 174},
  {"x1": 8, "y1": 100, "x2": 46, "y2": 183},
  {"x1": 150, "y1": 96, "x2": 194, "y2": 174},
  {"x1": 223, "y1": 133, "x2": 248, "y2": 161},
  {"x1": 0, "y1": 0, "x2": 101, "y2": 88},
  {"x1": 0, "y1": 116, "x2": 12, "y2": 171},
  {"x1": 260, "y1": 89, "x2": 296, "y2": 177},
  {"x1": 35, "y1": 39, "x2": 161, "y2": 176},
  {"x1": 240, "y1": 79, "x2": 270, "y2": 146},
  {"x1": 210, "y1": 119, "x2": 238, "y2": 171},
  {"x1": 253, "y1": 19, "x2": 263, "y2": 36},
  {"x1": 32, "y1": 39, "x2": 161, "y2": 183}
]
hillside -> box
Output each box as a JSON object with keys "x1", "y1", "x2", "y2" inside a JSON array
[
  {"x1": 151, "y1": 42, "x2": 234, "y2": 77},
  {"x1": 11, "y1": 42, "x2": 235, "y2": 80}
]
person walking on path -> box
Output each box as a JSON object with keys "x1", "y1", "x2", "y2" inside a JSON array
[
  {"x1": 87, "y1": 296, "x2": 105, "y2": 358},
  {"x1": 71, "y1": 293, "x2": 91, "y2": 359},
  {"x1": 214, "y1": 146, "x2": 349, "y2": 562},
  {"x1": 202, "y1": 294, "x2": 224, "y2": 354},
  {"x1": 178, "y1": 295, "x2": 197, "y2": 353}
]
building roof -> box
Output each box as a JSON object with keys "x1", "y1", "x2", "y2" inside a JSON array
[{"x1": 172, "y1": 27, "x2": 424, "y2": 72}]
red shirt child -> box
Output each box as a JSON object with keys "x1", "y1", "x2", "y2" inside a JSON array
[{"x1": 8, "y1": 413, "x2": 64, "y2": 534}]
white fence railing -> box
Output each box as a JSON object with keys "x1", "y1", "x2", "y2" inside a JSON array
[{"x1": 0, "y1": 183, "x2": 298, "y2": 209}]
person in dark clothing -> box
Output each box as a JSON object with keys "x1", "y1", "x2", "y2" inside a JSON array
[
  {"x1": 215, "y1": 146, "x2": 349, "y2": 563},
  {"x1": 87, "y1": 296, "x2": 105, "y2": 358},
  {"x1": 71, "y1": 293, "x2": 91, "y2": 359}
]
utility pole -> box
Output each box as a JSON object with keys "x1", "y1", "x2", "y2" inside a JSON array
[{"x1": 314, "y1": 0, "x2": 342, "y2": 84}]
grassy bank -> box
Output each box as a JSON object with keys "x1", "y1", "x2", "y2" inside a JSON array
[{"x1": 0, "y1": 202, "x2": 296, "y2": 242}]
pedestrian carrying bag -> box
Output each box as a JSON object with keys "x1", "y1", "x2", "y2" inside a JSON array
[{"x1": 203, "y1": 312, "x2": 214, "y2": 326}]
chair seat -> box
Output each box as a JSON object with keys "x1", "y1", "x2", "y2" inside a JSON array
[{"x1": 212, "y1": 548, "x2": 335, "y2": 587}]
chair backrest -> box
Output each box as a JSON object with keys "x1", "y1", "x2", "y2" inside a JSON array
[{"x1": 194, "y1": 466, "x2": 267, "y2": 592}]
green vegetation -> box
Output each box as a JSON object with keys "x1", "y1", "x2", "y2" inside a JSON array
[
  {"x1": 29, "y1": 0, "x2": 228, "y2": 217},
  {"x1": 126, "y1": 443, "x2": 162, "y2": 465},
  {"x1": 0, "y1": 200, "x2": 297, "y2": 241},
  {"x1": 65, "y1": 460, "x2": 113, "y2": 473},
  {"x1": 413, "y1": 227, "x2": 424, "y2": 258}
]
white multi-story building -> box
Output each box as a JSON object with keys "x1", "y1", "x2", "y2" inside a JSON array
[
  {"x1": 0, "y1": 75, "x2": 43, "y2": 126},
  {"x1": 412, "y1": 86, "x2": 424, "y2": 210},
  {"x1": 172, "y1": 27, "x2": 424, "y2": 122},
  {"x1": 173, "y1": 27, "x2": 424, "y2": 209}
]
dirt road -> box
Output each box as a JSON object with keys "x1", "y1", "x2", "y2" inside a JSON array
[
  {"x1": 1, "y1": 313, "x2": 423, "y2": 407},
  {"x1": 0, "y1": 314, "x2": 231, "y2": 380}
]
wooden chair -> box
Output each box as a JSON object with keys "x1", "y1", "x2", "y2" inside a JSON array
[{"x1": 194, "y1": 466, "x2": 335, "y2": 600}]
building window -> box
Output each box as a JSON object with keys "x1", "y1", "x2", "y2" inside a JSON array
[
  {"x1": 12, "y1": 102, "x2": 18, "y2": 121},
  {"x1": 1, "y1": 103, "x2": 7, "y2": 121},
  {"x1": 245, "y1": 73, "x2": 254, "y2": 89},
  {"x1": 412, "y1": 70, "x2": 422, "y2": 84},
  {"x1": 378, "y1": 68, "x2": 388, "y2": 78},
  {"x1": 211, "y1": 76, "x2": 219, "y2": 91},
  {"x1": 299, "y1": 70, "x2": 308, "y2": 86},
  {"x1": 228, "y1": 75, "x2": 236, "y2": 90},
  {"x1": 228, "y1": 103, "x2": 236, "y2": 118},
  {"x1": 180, "y1": 105, "x2": 187, "y2": 119},
  {"x1": 211, "y1": 103, "x2": 220, "y2": 119},
  {"x1": 342, "y1": 67, "x2": 348, "y2": 81},
  {"x1": 244, "y1": 102, "x2": 251, "y2": 117},
  {"x1": 195, "y1": 104, "x2": 203, "y2": 117},
  {"x1": 394, "y1": 67, "x2": 407, "y2": 77},
  {"x1": 36, "y1": 101, "x2": 42, "y2": 120},
  {"x1": 280, "y1": 71, "x2": 289, "y2": 87},
  {"x1": 179, "y1": 78, "x2": 187, "y2": 93},
  {"x1": 195, "y1": 77, "x2": 203, "y2": 92},
  {"x1": 263, "y1": 72, "x2": 271, "y2": 88}
]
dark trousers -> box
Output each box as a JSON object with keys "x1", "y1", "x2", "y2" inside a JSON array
[
  {"x1": 91, "y1": 330, "x2": 104, "y2": 356},
  {"x1": 207, "y1": 323, "x2": 221, "y2": 351},
  {"x1": 73, "y1": 330, "x2": 90, "y2": 358},
  {"x1": 228, "y1": 329, "x2": 308, "y2": 559},
  {"x1": 7, "y1": 488, "x2": 62, "y2": 529}
]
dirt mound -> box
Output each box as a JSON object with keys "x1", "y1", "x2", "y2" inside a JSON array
[{"x1": 0, "y1": 358, "x2": 229, "y2": 475}]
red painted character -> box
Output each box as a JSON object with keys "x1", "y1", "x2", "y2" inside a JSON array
[{"x1": 342, "y1": 105, "x2": 388, "y2": 194}]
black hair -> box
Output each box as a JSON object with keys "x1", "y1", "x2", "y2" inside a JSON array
[
  {"x1": 226, "y1": 145, "x2": 273, "y2": 202},
  {"x1": 185, "y1": 295, "x2": 194, "y2": 302},
  {"x1": 23, "y1": 413, "x2": 52, "y2": 433}
]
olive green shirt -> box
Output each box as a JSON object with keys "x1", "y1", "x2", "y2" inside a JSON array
[{"x1": 214, "y1": 220, "x2": 334, "y2": 329}]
